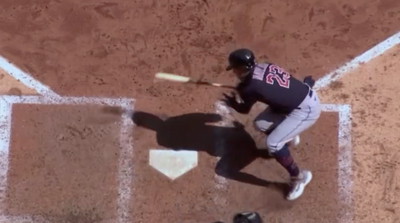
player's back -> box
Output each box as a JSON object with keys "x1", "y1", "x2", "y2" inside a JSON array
[{"x1": 246, "y1": 63, "x2": 309, "y2": 113}]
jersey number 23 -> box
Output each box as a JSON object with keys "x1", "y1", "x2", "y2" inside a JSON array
[{"x1": 265, "y1": 65, "x2": 290, "y2": 88}]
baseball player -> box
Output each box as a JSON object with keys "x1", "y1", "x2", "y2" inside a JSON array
[{"x1": 222, "y1": 48, "x2": 321, "y2": 200}]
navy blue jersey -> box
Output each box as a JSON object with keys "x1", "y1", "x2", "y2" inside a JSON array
[{"x1": 235, "y1": 63, "x2": 309, "y2": 114}]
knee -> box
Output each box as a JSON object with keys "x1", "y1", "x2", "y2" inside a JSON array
[
  {"x1": 253, "y1": 119, "x2": 272, "y2": 132},
  {"x1": 270, "y1": 143, "x2": 290, "y2": 159},
  {"x1": 266, "y1": 135, "x2": 285, "y2": 153}
]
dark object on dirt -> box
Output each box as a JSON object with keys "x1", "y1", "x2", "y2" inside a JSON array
[{"x1": 233, "y1": 212, "x2": 263, "y2": 223}]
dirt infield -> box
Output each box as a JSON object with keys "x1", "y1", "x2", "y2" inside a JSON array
[
  {"x1": 0, "y1": 0, "x2": 400, "y2": 222},
  {"x1": 318, "y1": 44, "x2": 400, "y2": 223},
  {"x1": 1, "y1": 0, "x2": 400, "y2": 98},
  {"x1": 7, "y1": 104, "x2": 121, "y2": 222},
  {"x1": 0, "y1": 69, "x2": 36, "y2": 95}
]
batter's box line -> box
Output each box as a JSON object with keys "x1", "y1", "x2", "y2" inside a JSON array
[
  {"x1": 0, "y1": 215, "x2": 53, "y2": 223},
  {"x1": 321, "y1": 104, "x2": 353, "y2": 223},
  {"x1": 0, "y1": 95, "x2": 135, "y2": 223}
]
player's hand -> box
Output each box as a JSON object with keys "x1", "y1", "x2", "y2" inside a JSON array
[
  {"x1": 221, "y1": 92, "x2": 238, "y2": 108},
  {"x1": 223, "y1": 91, "x2": 244, "y2": 104},
  {"x1": 221, "y1": 93, "x2": 235, "y2": 107}
]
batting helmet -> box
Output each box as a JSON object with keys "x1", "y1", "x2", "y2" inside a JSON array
[
  {"x1": 232, "y1": 212, "x2": 263, "y2": 223},
  {"x1": 226, "y1": 49, "x2": 256, "y2": 71}
]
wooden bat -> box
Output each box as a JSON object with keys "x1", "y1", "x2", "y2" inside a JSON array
[{"x1": 155, "y1": 72, "x2": 235, "y2": 89}]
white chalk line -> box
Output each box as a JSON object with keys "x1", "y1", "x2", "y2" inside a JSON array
[
  {"x1": 321, "y1": 104, "x2": 352, "y2": 223},
  {"x1": 213, "y1": 101, "x2": 230, "y2": 191},
  {"x1": 313, "y1": 27, "x2": 400, "y2": 223},
  {"x1": 0, "y1": 215, "x2": 52, "y2": 223},
  {"x1": 0, "y1": 56, "x2": 59, "y2": 97},
  {"x1": 117, "y1": 99, "x2": 135, "y2": 223},
  {"x1": 1, "y1": 95, "x2": 132, "y2": 106},
  {"x1": 0, "y1": 94, "x2": 135, "y2": 223},
  {"x1": 0, "y1": 99, "x2": 11, "y2": 209},
  {"x1": 314, "y1": 30, "x2": 400, "y2": 91},
  {"x1": 0, "y1": 51, "x2": 137, "y2": 222}
]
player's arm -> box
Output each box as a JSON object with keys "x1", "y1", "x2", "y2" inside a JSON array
[
  {"x1": 223, "y1": 89, "x2": 256, "y2": 114},
  {"x1": 234, "y1": 93, "x2": 256, "y2": 114}
]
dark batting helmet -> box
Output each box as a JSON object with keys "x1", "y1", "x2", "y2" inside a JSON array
[
  {"x1": 232, "y1": 212, "x2": 263, "y2": 223},
  {"x1": 226, "y1": 49, "x2": 256, "y2": 71}
]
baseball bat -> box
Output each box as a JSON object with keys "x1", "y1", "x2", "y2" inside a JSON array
[{"x1": 155, "y1": 72, "x2": 235, "y2": 89}]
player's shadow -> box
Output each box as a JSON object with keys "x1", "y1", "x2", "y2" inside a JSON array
[{"x1": 132, "y1": 111, "x2": 288, "y2": 193}]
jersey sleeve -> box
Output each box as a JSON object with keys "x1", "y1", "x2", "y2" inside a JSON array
[{"x1": 233, "y1": 85, "x2": 257, "y2": 114}]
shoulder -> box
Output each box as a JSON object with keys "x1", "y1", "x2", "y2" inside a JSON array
[
  {"x1": 238, "y1": 77, "x2": 263, "y2": 96},
  {"x1": 236, "y1": 76, "x2": 253, "y2": 92}
]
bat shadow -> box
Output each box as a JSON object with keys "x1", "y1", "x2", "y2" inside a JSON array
[{"x1": 131, "y1": 111, "x2": 288, "y2": 194}]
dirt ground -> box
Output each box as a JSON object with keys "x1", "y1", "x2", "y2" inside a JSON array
[
  {"x1": 1, "y1": 0, "x2": 400, "y2": 222},
  {"x1": 318, "y1": 44, "x2": 400, "y2": 223},
  {"x1": 7, "y1": 104, "x2": 121, "y2": 222}
]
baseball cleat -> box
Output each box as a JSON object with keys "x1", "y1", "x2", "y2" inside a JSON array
[
  {"x1": 286, "y1": 169, "x2": 312, "y2": 201},
  {"x1": 291, "y1": 135, "x2": 300, "y2": 147}
]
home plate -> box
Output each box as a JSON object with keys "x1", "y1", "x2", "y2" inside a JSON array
[{"x1": 149, "y1": 150, "x2": 198, "y2": 180}]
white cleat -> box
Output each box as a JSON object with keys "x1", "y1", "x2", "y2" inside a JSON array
[
  {"x1": 286, "y1": 169, "x2": 313, "y2": 201},
  {"x1": 291, "y1": 135, "x2": 300, "y2": 147}
]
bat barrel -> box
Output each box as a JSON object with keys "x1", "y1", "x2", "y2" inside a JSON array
[{"x1": 155, "y1": 73, "x2": 191, "y2": 82}]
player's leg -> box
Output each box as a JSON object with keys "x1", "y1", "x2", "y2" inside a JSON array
[
  {"x1": 267, "y1": 120, "x2": 316, "y2": 201},
  {"x1": 266, "y1": 114, "x2": 319, "y2": 152},
  {"x1": 267, "y1": 90, "x2": 321, "y2": 151},
  {"x1": 253, "y1": 107, "x2": 300, "y2": 147},
  {"x1": 253, "y1": 106, "x2": 284, "y2": 134},
  {"x1": 266, "y1": 91, "x2": 321, "y2": 200},
  {"x1": 253, "y1": 107, "x2": 285, "y2": 158}
]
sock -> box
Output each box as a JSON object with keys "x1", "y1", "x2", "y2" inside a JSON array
[
  {"x1": 274, "y1": 153, "x2": 300, "y2": 177},
  {"x1": 271, "y1": 144, "x2": 301, "y2": 177}
]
